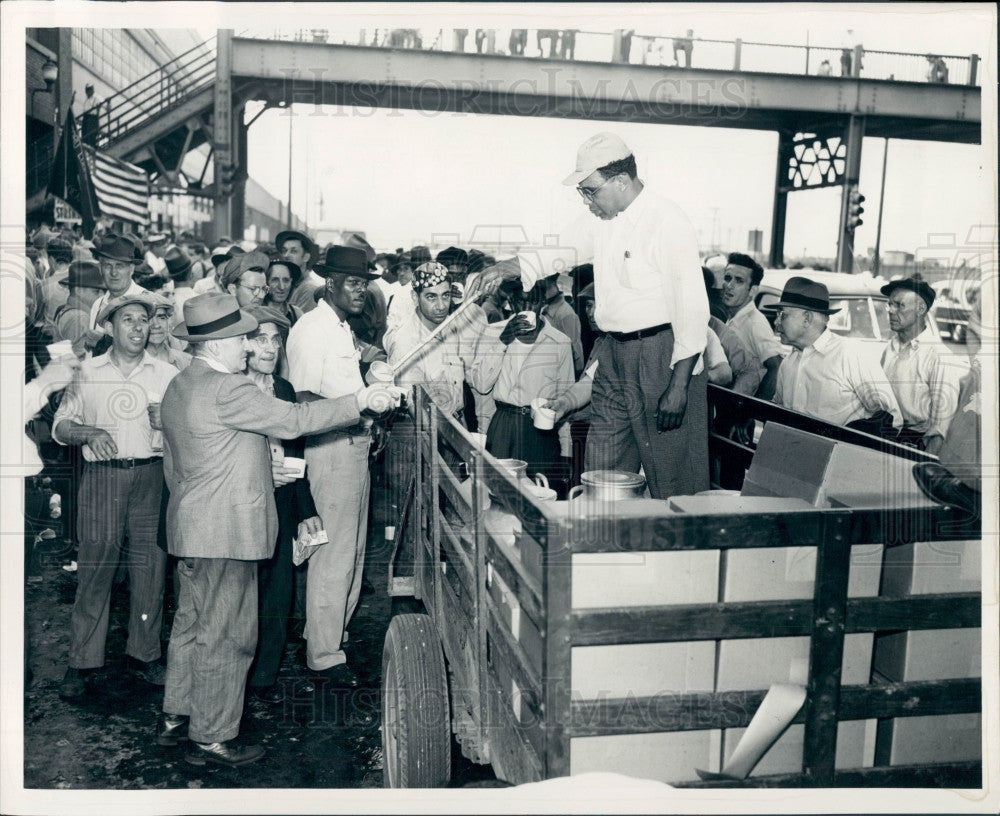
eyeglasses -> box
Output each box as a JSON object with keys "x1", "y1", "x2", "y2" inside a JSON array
[
  {"x1": 239, "y1": 283, "x2": 270, "y2": 296},
  {"x1": 250, "y1": 334, "x2": 282, "y2": 348},
  {"x1": 576, "y1": 176, "x2": 613, "y2": 201}
]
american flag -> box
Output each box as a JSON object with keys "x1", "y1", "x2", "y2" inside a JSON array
[{"x1": 84, "y1": 146, "x2": 150, "y2": 226}]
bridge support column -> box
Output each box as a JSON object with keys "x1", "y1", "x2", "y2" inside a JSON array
[
  {"x1": 835, "y1": 114, "x2": 865, "y2": 273},
  {"x1": 212, "y1": 29, "x2": 234, "y2": 244},
  {"x1": 769, "y1": 131, "x2": 793, "y2": 268},
  {"x1": 232, "y1": 105, "x2": 247, "y2": 241}
]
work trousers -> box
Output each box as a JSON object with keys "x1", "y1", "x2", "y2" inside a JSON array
[
  {"x1": 586, "y1": 328, "x2": 709, "y2": 499},
  {"x1": 304, "y1": 430, "x2": 371, "y2": 671},
  {"x1": 69, "y1": 460, "x2": 166, "y2": 668},
  {"x1": 163, "y1": 557, "x2": 257, "y2": 744}
]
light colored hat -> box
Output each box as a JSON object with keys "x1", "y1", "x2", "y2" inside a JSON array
[
  {"x1": 562, "y1": 132, "x2": 633, "y2": 186},
  {"x1": 96, "y1": 291, "x2": 157, "y2": 324},
  {"x1": 172, "y1": 292, "x2": 258, "y2": 341}
]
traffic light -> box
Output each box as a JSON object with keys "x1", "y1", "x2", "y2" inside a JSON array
[{"x1": 847, "y1": 186, "x2": 865, "y2": 231}]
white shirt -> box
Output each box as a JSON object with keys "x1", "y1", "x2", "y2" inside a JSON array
[
  {"x1": 53, "y1": 351, "x2": 179, "y2": 460},
  {"x1": 384, "y1": 304, "x2": 485, "y2": 417},
  {"x1": 881, "y1": 325, "x2": 967, "y2": 441},
  {"x1": 286, "y1": 299, "x2": 364, "y2": 400},
  {"x1": 145, "y1": 250, "x2": 167, "y2": 274},
  {"x1": 518, "y1": 187, "x2": 708, "y2": 368},
  {"x1": 774, "y1": 329, "x2": 902, "y2": 428},
  {"x1": 468, "y1": 319, "x2": 575, "y2": 408},
  {"x1": 726, "y1": 299, "x2": 785, "y2": 389}
]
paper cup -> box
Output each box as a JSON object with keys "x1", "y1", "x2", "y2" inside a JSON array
[
  {"x1": 517, "y1": 310, "x2": 537, "y2": 329},
  {"x1": 283, "y1": 457, "x2": 306, "y2": 479},
  {"x1": 46, "y1": 340, "x2": 74, "y2": 359},
  {"x1": 365, "y1": 360, "x2": 395, "y2": 385},
  {"x1": 530, "y1": 397, "x2": 556, "y2": 430}
]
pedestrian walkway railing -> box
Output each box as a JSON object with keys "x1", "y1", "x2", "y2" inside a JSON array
[
  {"x1": 238, "y1": 27, "x2": 980, "y2": 87},
  {"x1": 76, "y1": 38, "x2": 217, "y2": 152}
]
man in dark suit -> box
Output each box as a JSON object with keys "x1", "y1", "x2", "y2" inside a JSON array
[{"x1": 157, "y1": 293, "x2": 402, "y2": 766}]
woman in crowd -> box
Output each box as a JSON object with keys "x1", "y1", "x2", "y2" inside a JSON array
[{"x1": 264, "y1": 258, "x2": 305, "y2": 327}]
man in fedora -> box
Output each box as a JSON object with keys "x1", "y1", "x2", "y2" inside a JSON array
[
  {"x1": 53, "y1": 291, "x2": 178, "y2": 699},
  {"x1": 285, "y1": 246, "x2": 383, "y2": 689},
  {"x1": 52, "y1": 259, "x2": 107, "y2": 354},
  {"x1": 772, "y1": 276, "x2": 901, "y2": 431},
  {"x1": 164, "y1": 245, "x2": 198, "y2": 314},
  {"x1": 86, "y1": 232, "x2": 147, "y2": 354},
  {"x1": 880, "y1": 275, "x2": 966, "y2": 454},
  {"x1": 158, "y1": 292, "x2": 402, "y2": 766},
  {"x1": 468, "y1": 131, "x2": 711, "y2": 499},
  {"x1": 193, "y1": 244, "x2": 244, "y2": 295},
  {"x1": 276, "y1": 229, "x2": 321, "y2": 313}
]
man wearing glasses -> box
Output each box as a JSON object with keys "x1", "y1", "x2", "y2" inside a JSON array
[
  {"x1": 285, "y1": 246, "x2": 383, "y2": 691},
  {"x1": 220, "y1": 250, "x2": 271, "y2": 308},
  {"x1": 470, "y1": 132, "x2": 710, "y2": 499}
]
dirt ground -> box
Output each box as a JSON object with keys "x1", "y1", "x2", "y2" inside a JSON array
[{"x1": 21, "y1": 467, "x2": 494, "y2": 791}]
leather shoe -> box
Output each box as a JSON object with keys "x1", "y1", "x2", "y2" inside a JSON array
[
  {"x1": 249, "y1": 684, "x2": 284, "y2": 705},
  {"x1": 185, "y1": 740, "x2": 265, "y2": 767},
  {"x1": 128, "y1": 656, "x2": 167, "y2": 686},
  {"x1": 156, "y1": 713, "x2": 189, "y2": 746},
  {"x1": 59, "y1": 667, "x2": 86, "y2": 699},
  {"x1": 912, "y1": 462, "x2": 981, "y2": 516},
  {"x1": 315, "y1": 663, "x2": 360, "y2": 689}
]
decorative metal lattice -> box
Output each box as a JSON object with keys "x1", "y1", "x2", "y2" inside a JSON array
[{"x1": 784, "y1": 131, "x2": 847, "y2": 190}]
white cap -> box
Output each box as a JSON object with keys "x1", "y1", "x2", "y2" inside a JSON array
[{"x1": 562, "y1": 132, "x2": 633, "y2": 186}]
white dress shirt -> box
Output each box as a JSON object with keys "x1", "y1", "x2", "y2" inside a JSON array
[
  {"x1": 384, "y1": 304, "x2": 485, "y2": 417},
  {"x1": 881, "y1": 324, "x2": 967, "y2": 442},
  {"x1": 727, "y1": 299, "x2": 785, "y2": 389},
  {"x1": 774, "y1": 329, "x2": 902, "y2": 428},
  {"x1": 518, "y1": 187, "x2": 708, "y2": 368},
  {"x1": 286, "y1": 299, "x2": 364, "y2": 400},
  {"x1": 88, "y1": 280, "x2": 147, "y2": 331}
]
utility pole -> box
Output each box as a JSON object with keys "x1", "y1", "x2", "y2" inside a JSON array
[
  {"x1": 873, "y1": 138, "x2": 889, "y2": 276},
  {"x1": 286, "y1": 108, "x2": 294, "y2": 229}
]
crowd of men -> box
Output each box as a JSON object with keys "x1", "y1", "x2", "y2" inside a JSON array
[{"x1": 22, "y1": 131, "x2": 981, "y2": 768}]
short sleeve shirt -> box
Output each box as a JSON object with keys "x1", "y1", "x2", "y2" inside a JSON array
[{"x1": 286, "y1": 299, "x2": 364, "y2": 400}]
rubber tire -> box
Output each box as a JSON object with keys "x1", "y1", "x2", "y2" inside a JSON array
[{"x1": 382, "y1": 613, "x2": 451, "y2": 788}]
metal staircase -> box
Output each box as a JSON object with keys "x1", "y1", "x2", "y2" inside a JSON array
[{"x1": 80, "y1": 38, "x2": 217, "y2": 186}]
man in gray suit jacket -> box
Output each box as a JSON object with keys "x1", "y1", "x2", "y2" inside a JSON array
[{"x1": 157, "y1": 293, "x2": 402, "y2": 767}]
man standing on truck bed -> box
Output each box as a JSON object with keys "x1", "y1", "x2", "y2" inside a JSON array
[
  {"x1": 468, "y1": 132, "x2": 710, "y2": 499},
  {"x1": 880, "y1": 275, "x2": 966, "y2": 455}
]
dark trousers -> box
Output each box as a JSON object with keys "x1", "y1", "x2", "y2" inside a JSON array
[
  {"x1": 250, "y1": 512, "x2": 294, "y2": 688},
  {"x1": 487, "y1": 402, "x2": 566, "y2": 493},
  {"x1": 163, "y1": 557, "x2": 257, "y2": 743}
]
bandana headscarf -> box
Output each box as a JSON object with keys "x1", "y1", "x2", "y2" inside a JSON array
[{"x1": 413, "y1": 261, "x2": 449, "y2": 292}]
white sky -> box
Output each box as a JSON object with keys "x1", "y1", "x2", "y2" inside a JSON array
[{"x1": 235, "y1": 2, "x2": 997, "y2": 258}]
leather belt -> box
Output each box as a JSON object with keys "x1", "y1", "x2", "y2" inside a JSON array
[
  {"x1": 89, "y1": 456, "x2": 163, "y2": 469},
  {"x1": 494, "y1": 401, "x2": 532, "y2": 416},
  {"x1": 607, "y1": 322, "x2": 672, "y2": 342}
]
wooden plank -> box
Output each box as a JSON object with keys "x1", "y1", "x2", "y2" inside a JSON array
[
  {"x1": 569, "y1": 504, "x2": 977, "y2": 554},
  {"x1": 802, "y1": 514, "x2": 850, "y2": 785},
  {"x1": 487, "y1": 612, "x2": 543, "y2": 702},
  {"x1": 542, "y1": 515, "x2": 572, "y2": 779},
  {"x1": 707, "y1": 384, "x2": 939, "y2": 463},
  {"x1": 567, "y1": 678, "x2": 981, "y2": 737},
  {"x1": 440, "y1": 537, "x2": 475, "y2": 622},
  {"x1": 439, "y1": 514, "x2": 474, "y2": 590},
  {"x1": 483, "y1": 654, "x2": 545, "y2": 785},
  {"x1": 485, "y1": 535, "x2": 544, "y2": 627},
  {"x1": 436, "y1": 454, "x2": 473, "y2": 526},
  {"x1": 436, "y1": 410, "x2": 478, "y2": 464},
  {"x1": 570, "y1": 592, "x2": 982, "y2": 646},
  {"x1": 676, "y1": 760, "x2": 981, "y2": 788}
]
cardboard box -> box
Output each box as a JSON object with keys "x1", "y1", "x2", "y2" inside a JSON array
[
  {"x1": 571, "y1": 730, "x2": 722, "y2": 784},
  {"x1": 742, "y1": 423, "x2": 929, "y2": 508},
  {"x1": 872, "y1": 539, "x2": 982, "y2": 765}
]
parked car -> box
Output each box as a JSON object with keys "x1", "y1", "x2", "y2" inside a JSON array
[{"x1": 929, "y1": 278, "x2": 979, "y2": 344}]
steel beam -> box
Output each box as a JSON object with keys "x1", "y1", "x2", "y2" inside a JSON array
[
  {"x1": 769, "y1": 132, "x2": 793, "y2": 267},
  {"x1": 213, "y1": 29, "x2": 234, "y2": 244},
  {"x1": 231, "y1": 38, "x2": 980, "y2": 144}
]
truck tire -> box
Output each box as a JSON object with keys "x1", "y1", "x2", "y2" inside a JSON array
[{"x1": 382, "y1": 613, "x2": 451, "y2": 787}]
